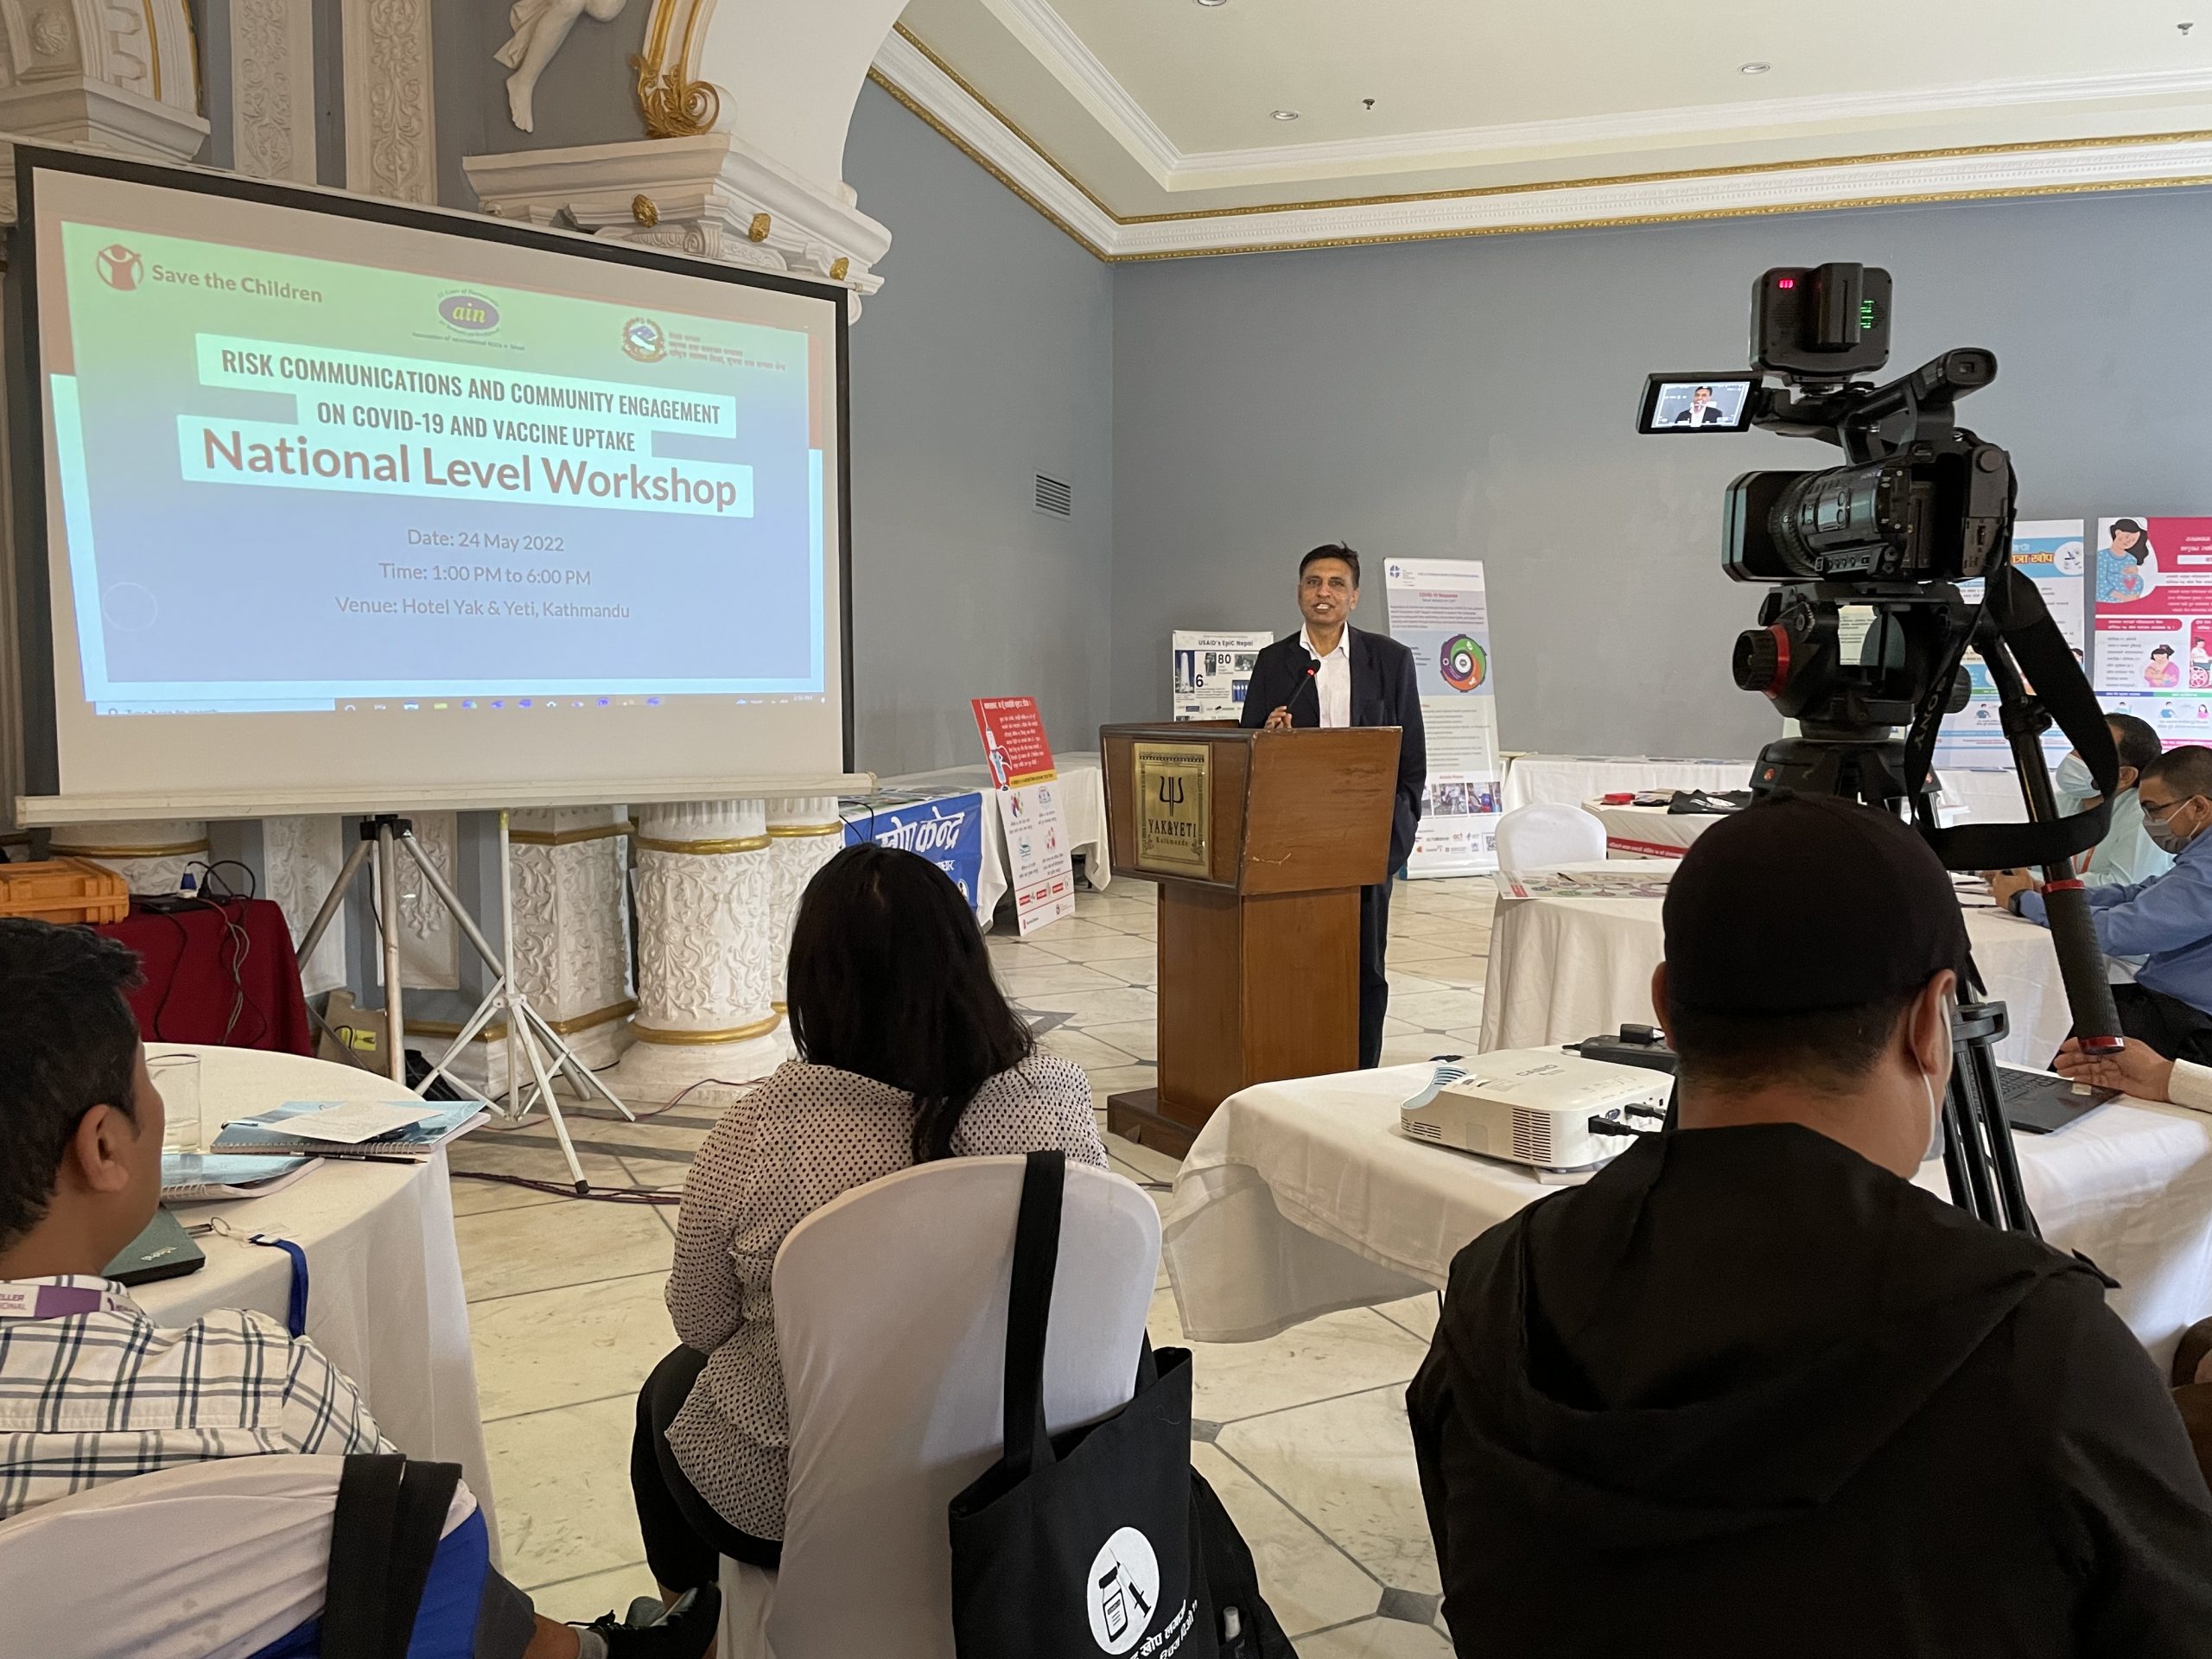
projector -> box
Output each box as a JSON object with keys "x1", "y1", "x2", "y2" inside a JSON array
[{"x1": 1400, "y1": 1050, "x2": 1670, "y2": 1173}]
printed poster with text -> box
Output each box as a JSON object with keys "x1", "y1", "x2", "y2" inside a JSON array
[
  {"x1": 1172, "y1": 630, "x2": 1274, "y2": 721},
  {"x1": 971, "y1": 696, "x2": 1057, "y2": 787},
  {"x1": 2094, "y1": 516, "x2": 2212, "y2": 746},
  {"x1": 1933, "y1": 520, "x2": 2086, "y2": 770},
  {"x1": 1384, "y1": 558, "x2": 1503, "y2": 876},
  {"x1": 996, "y1": 779, "x2": 1077, "y2": 935}
]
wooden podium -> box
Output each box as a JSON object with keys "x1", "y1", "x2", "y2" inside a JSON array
[{"x1": 1098, "y1": 721, "x2": 1401, "y2": 1156}]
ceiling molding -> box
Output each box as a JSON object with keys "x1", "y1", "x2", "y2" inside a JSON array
[
  {"x1": 871, "y1": 31, "x2": 2212, "y2": 263},
  {"x1": 871, "y1": 28, "x2": 1116, "y2": 256},
  {"x1": 973, "y1": 0, "x2": 1179, "y2": 183},
  {"x1": 1171, "y1": 65, "x2": 2212, "y2": 187},
  {"x1": 964, "y1": 0, "x2": 2212, "y2": 194}
]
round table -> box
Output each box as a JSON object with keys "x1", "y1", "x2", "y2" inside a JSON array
[
  {"x1": 1583, "y1": 800, "x2": 1717, "y2": 859},
  {"x1": 1477, "y1": 861, "x2": 2074, "y2": 1067},
  {"x1": 139, "y1": 1045, "x2": 496, "y2": 1548}
]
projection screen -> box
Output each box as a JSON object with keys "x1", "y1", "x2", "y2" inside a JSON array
[{"x1": 10, "y1": 148, "x2": 853, "y2": 820}]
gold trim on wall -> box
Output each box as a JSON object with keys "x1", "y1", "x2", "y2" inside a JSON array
[
  {"x1": 868, "y1": 67, "x2": 1109, "y2": 258},
  {"x1": 509, "y1": 821, "x2": 638, "y2": 848},
  {"x1": 634, "y1": 0, "x2": 721, "y2": 139},
  {"x1": 632, "y1": 1012, "x2": 784, "y2": 1046},
  {"x1": 766, "y1": 823, "x2": 843, "y2": 838},
  {"x1": 877, "y1": 24, "x2": 2212, "y2": 262},
  {"x1": 634, "y1": 833, "x2": 773, "y2": 856},
  {"x1": 48, "y1": 838, "x2": 211, "y2": 858},
  {"x1": 409, "y1": 999, "x2": 639, "y2": 1044}
]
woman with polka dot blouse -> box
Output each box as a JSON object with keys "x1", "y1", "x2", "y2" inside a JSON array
[{"x1": 627, "y1": 844, "x2": 1107, "y2": 1598}]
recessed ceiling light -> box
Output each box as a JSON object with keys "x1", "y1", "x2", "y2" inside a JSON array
[
  {"x1": 1740, "y1": 60, "x2": 1772, "y2": 74},
  {"x1": 1195, "y1": 0, "x2": 1229, "y2": 7},
  {"x1": 1272, "y1": 108, "x2": 1301, "y2": 121}
]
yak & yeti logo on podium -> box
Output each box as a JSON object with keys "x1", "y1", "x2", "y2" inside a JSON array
[
  {"x1": 95, "y1": 245, "x2": 143, "y2": 291},
  {"x1": 1132, "y1": 741, "x2": 1210, "y2": 877}
]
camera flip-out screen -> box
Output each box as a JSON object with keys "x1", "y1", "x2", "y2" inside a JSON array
[{"x1": 1637, "y1": 374, "x2": 1757, "y2": 434}]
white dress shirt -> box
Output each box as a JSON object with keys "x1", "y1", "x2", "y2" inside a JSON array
[{"x1": 1301, "y1": 626, "x2": 1351, "y2": 729}]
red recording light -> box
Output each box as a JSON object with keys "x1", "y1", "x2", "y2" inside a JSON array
[{"x1": 1777, "y1": 276, "x2": 1796, "y2": 289}]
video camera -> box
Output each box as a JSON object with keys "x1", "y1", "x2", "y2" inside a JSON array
[{"x1": 1637, "y1": 263, "x2": 2126, "y2": 1236}]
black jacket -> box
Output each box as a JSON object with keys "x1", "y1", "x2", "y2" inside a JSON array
[
  {"x1": 1238, "y1": 626, "x2": 1427, "y2": 873},
  {"x1": 1408, "y1": 1123, "x2": 2212, "y2": 1658}
]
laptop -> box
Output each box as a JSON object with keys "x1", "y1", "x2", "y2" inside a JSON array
[
  {"x1": 103, "y1": 1207, "x2": 207, "y2": 1287},
  {"x1": 1995, "y1": 1065, "x2": 2118, "y2": 1135}
]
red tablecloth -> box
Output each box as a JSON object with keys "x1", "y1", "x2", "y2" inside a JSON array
[{"x1": 92, "y1": 898, "x2": 315, "y2": 1055}]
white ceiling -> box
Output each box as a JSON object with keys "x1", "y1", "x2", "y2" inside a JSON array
[{"x1": 883, "y1": 0, "x2": 2212, "y2": 236}]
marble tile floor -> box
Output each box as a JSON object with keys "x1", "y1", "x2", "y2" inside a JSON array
[{"x1": 447, "y1": 873, "x2": 1494, "y2": 1649}]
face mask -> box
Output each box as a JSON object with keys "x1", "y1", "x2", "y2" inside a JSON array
[
  {"x1": 2054, "y1": 752, "x2": 2095, "y2": 810},
  {"x1": 1922, "y1": 992, "x2": 1957, "y2": 1163},
  {"x1": 2148, "y1": 800, "x2": 2198, "y2": 855}
]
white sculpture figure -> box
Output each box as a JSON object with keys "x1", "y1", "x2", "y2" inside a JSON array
[{"x1": 497, "y1": 0, "x2": 630, "y2": 134}]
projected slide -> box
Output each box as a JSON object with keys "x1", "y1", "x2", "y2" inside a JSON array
[{"x1": 45, "y1": 209, "x2": 823, "y2": 712}]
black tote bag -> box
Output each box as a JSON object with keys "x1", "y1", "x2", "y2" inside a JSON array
[{"x1": 948, "y1": 1150, "x2": 1217, "y2": 1659}]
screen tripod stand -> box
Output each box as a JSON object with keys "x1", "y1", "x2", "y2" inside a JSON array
[{"x1": 295, "y1": 810, "x2": 629, "y2": 1192}]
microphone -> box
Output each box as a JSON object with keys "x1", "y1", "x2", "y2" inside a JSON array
[{"x1": 1282, "y1": 664, "x2": 1318, "y2": 722}]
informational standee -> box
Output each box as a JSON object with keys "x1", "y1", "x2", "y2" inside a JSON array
[
  {"x1": 970, "y1": 696, "x2": 1076, "y2": 933},
  {"x1": 1171, "y1": 631, "x2": 1274, "y2": 721},
  {"x1": 842, "y1": 792, "x2": 985, "y2": 912},
  {"x1": 1383, "y1": 559, "x2": 1504, "y2": 876},
  {"x1": 1934, "y1": 521, "x2": 2086, "y2": 769},
  {"x1": 996, "y1": 780, "x2": 1077, "y2": 934},
  {"x1": 971, "y1": 696, "x2": 1057, "y2": 787},
  {"x1": 2094, "y1": 516, "x2": 2212, "y2": 745}
]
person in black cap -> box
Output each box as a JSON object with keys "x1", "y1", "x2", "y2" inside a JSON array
[{"x1": 1408, "y1": 794, "x2": 2212, "y2": 1657}]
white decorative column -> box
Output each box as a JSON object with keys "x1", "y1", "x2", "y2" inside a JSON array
[
  {"x1": 263, "y1": 815, "x2": 349, "y2": 995},
  {"x1": 500, "y1": 805, "x2": 638, "y2": 1079},
  {"x1": 231, "y1": 0, "x2": 319, "y2": 182},
  {"x1": 340, "y1": 0, "x2": 436, "y2": 203},
  {"x1": 614, "y1": 800, "x2": 789, "y2": 1094},
  {"x1": 391, "y1": 811, "x2": 460, "y2": 991},
  {"x1": 764, "y1": 797, "x2": 845, "y2": 1013},
  {"x1": 48, "y1": 819, "x2": 210, "y2": 895}
]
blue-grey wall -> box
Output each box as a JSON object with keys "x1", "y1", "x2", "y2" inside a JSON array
[
  {"x1": 842, "y1": 83, "x2": 1115, "y2": 772},
  {"x1": 1111, "y1": 187, "x2": 2212, "y2": 758}
]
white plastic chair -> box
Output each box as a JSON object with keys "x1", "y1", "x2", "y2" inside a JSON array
[
  {"x1": 1494, "y1": 803, "x2": 1608, "y2": 872},
  {"x1": 719, "y1": 1155, "x2": 1162, "y2": 1659},
  {"x1": 0, "y1": 1456, "x2": 483, "y2": 1659}
]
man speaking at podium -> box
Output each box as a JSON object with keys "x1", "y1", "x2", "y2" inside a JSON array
[{"x1": 1241, "y1": 543, "x2": 1427, "y2": 1068}]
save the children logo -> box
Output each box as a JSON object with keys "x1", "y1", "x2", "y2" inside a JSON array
[
  {"x1": 622, "y1": 315, "x2": 668, "y2": 363},
  {"x1": 1085, "y1": 1527, "x2": 1160, "y2": 1654},
  {"x1": 94, "y1": 245, "x2": 143, "y2": 291}
]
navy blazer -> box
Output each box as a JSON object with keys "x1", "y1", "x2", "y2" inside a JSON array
[{"x1": 1239, "y1": 626, "x2": 1427, "y2": 874}]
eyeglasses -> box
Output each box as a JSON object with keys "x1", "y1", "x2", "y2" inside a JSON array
[{"x1": 2142, "y1": 795, "x2": 2194, "y2": 823}]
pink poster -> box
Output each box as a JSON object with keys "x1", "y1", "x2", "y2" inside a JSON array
[{"x1": 2093, "y1": 516, "x2": 2212, "y2": 744}]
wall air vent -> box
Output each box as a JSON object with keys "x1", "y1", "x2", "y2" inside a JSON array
[{"x1": 1033, "y1": 473, "x2": 1072, "y2": 518}]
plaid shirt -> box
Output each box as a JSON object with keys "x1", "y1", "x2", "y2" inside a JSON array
[{"x1": 0, "y1": 1274, "x2": 390, "y2": 1521}]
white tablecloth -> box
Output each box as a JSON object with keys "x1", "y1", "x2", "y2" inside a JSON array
[
  {"x1": 1585, "y1": 801, "x2": 1716, "y2": 859},
  {"x1": 1476, "y1": 861, "x2": 2071, "y2": 1068},
  {"x1": 1938, "y1": 766, "x2": 2033, "y2": 825},
  {"x1": 881, "y1": 751, "x2": 1114, "y2": 923},
  {"x1": 1503, "y1": 754, "x2": 1751, "y2": 813},
  {"x1": 1161, "y1": 1063, "x2": 2212, "y2": 1367},
  {"x1": 139, "y1": 1045, "x2": 495, "y2": 1549}
]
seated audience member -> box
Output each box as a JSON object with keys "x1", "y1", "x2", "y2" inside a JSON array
[
  {"x1": 1408, "y1": 797, "x2": 2212, "y2": 1657},
  {"x1": 1997, "y1": 743, "x2": 2212, "y2": 1060},
  {"x1": 1992, "y1": 713, "x2": 2173, "y2": 896},
  {"x1": 632, "y1": 844, "x2": 1107, "y2": 1599},
  {"x1": 2053, "y1": 1040, "x2": 2212, "y2": 1489},
  {"x1": 0, "y1": 919, "x2": 712, "y2": 1659}
]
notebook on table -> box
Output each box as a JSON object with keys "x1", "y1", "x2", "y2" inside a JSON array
[
  {"x1": 162, "y1": 1153, "x2": 315, "y2": 1201},
  {"x1": 211, "y1": 1100, "x2": 487, "y2": 1160}
]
